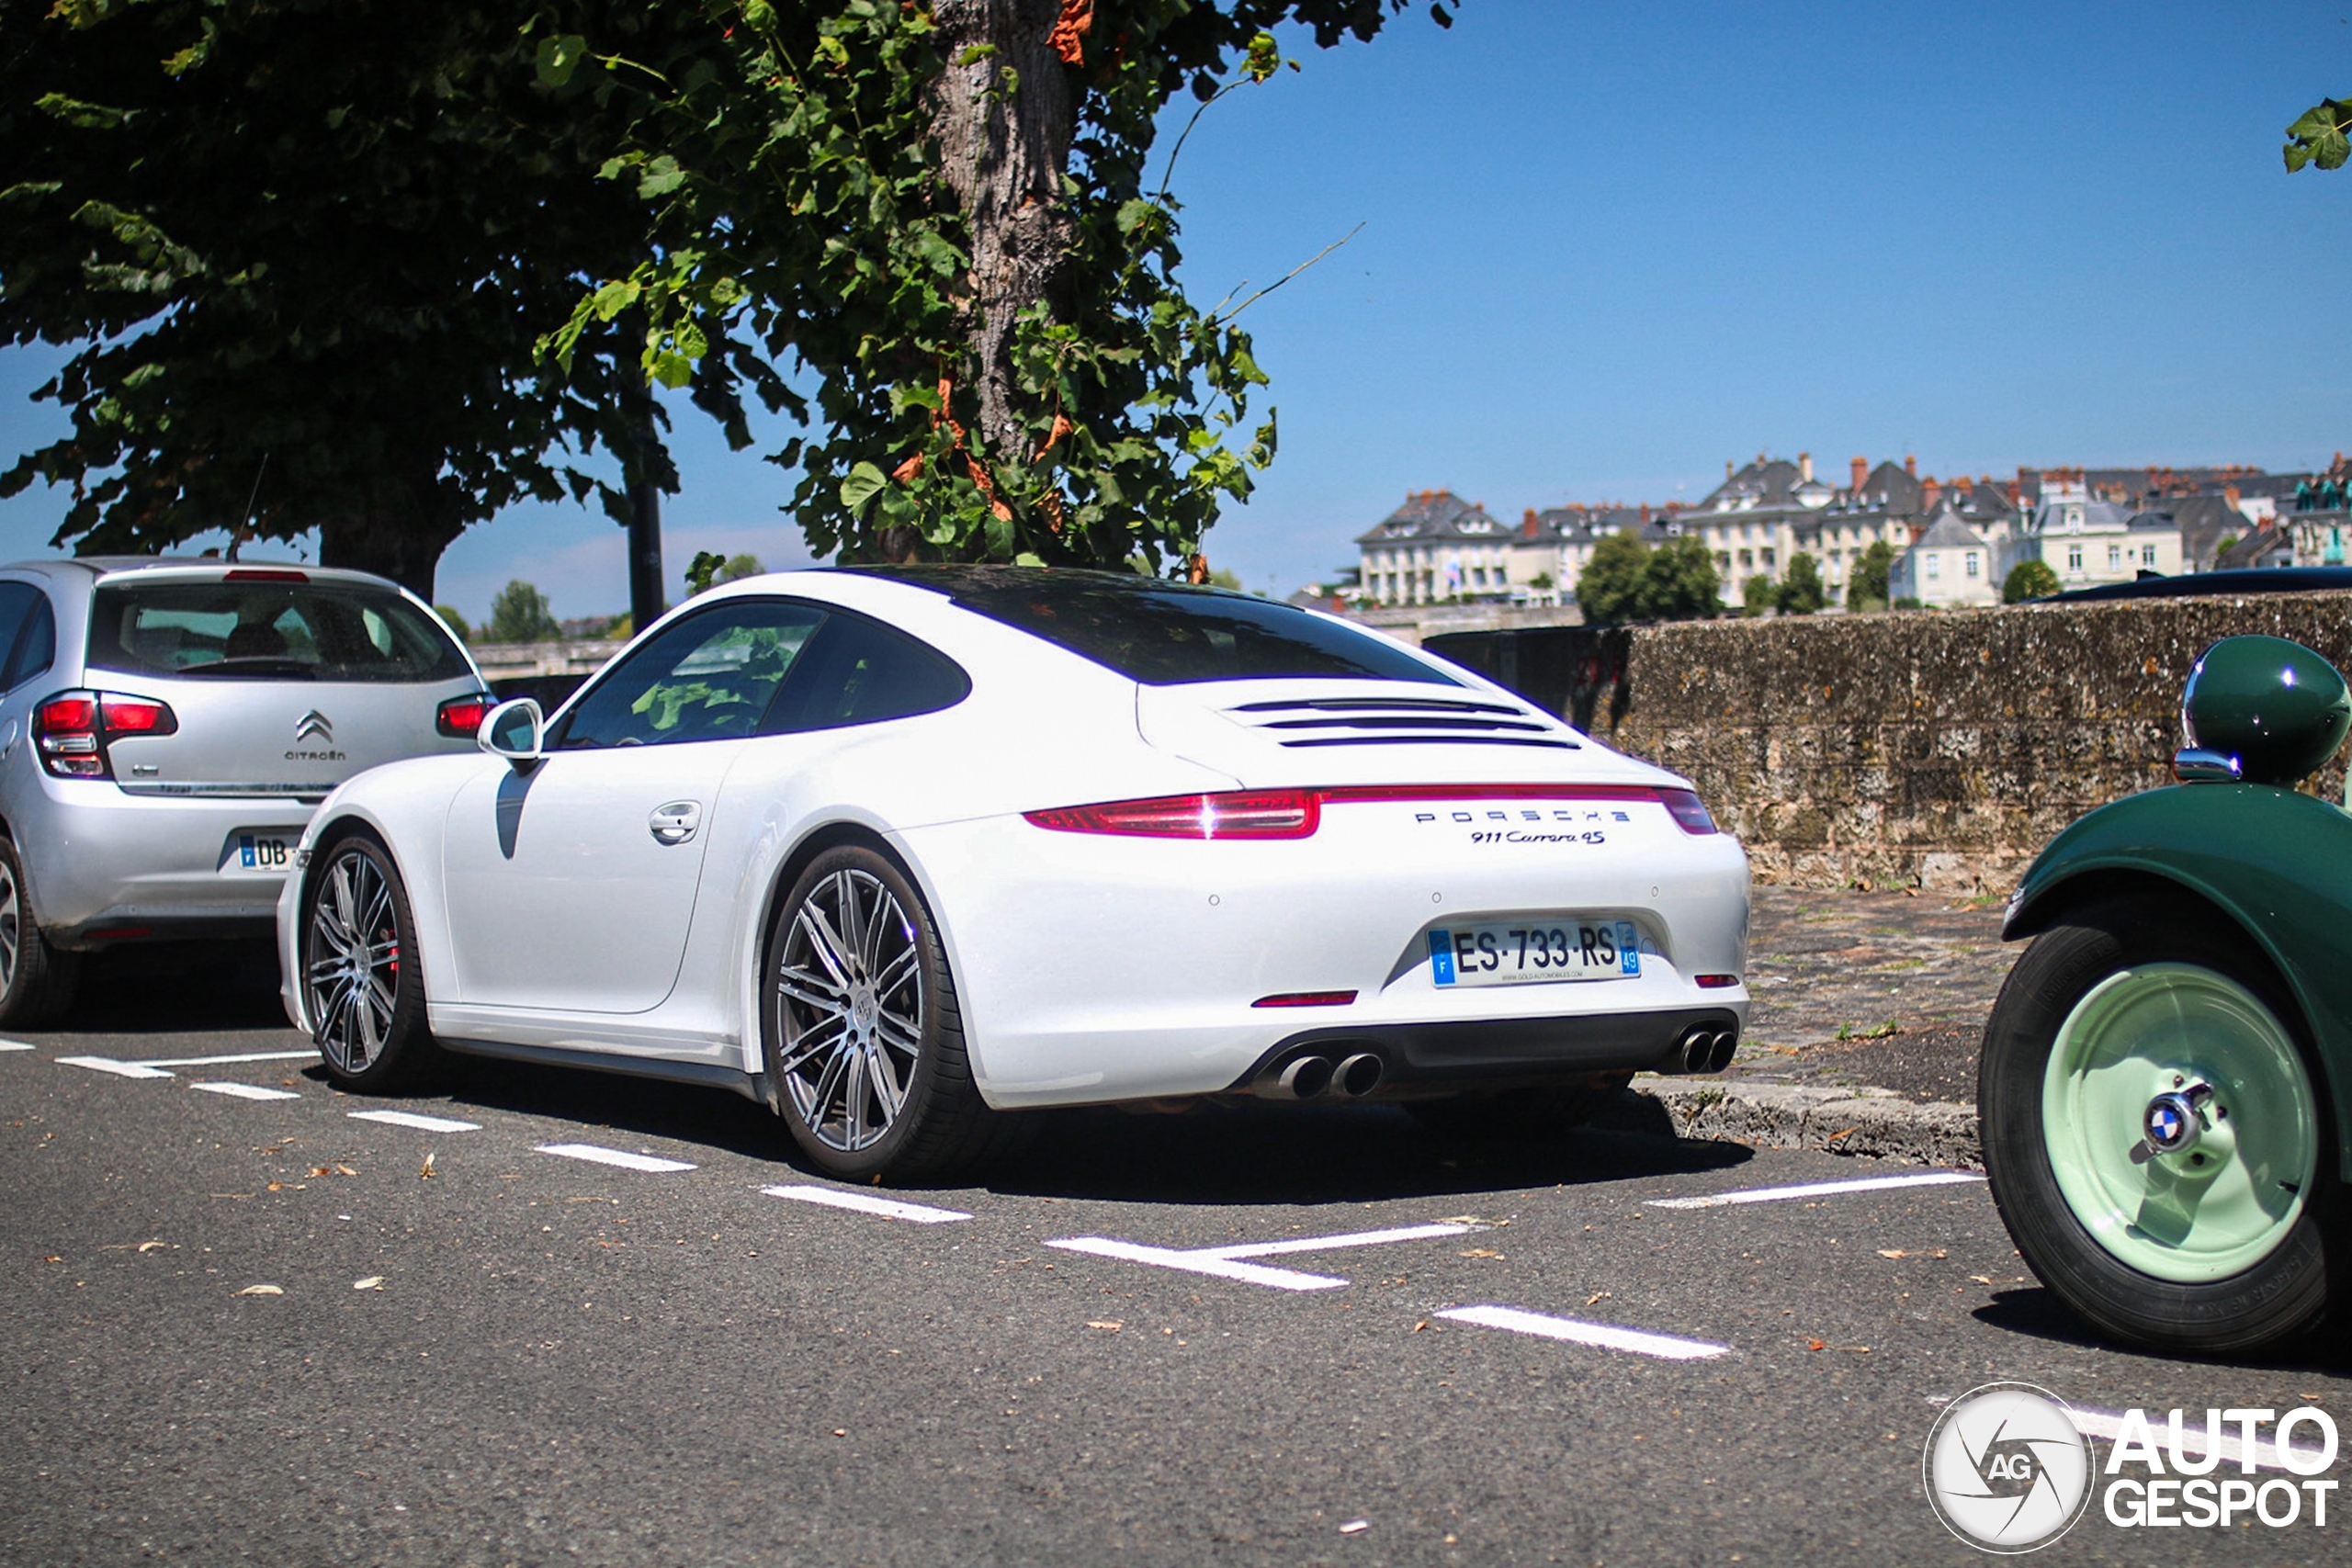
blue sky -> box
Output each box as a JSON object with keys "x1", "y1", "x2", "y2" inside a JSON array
[{"x1": 7, "y1": 0, "x2": 2352, "y2": 618}]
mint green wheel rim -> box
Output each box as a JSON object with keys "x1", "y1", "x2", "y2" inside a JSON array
[{"x1": 2041, "y1": 964, "x2": 2318, "y2": 1284}]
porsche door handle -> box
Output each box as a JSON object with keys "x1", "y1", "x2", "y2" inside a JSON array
[{"x1": 648, "y1": 801, "x2": 701, "y2": 845}]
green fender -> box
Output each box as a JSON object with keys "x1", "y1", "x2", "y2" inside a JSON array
[{"x1": 2005, "y1": 782, "x2": 2352, "y2": 1182}]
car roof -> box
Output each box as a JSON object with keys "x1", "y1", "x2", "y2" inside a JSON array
[
  {"x1": 2041, "y1": 567, "x2": 2352, "y2": 603},
  {"x1": 0, "y1": 555, "x2": 419, "y2": 591}
]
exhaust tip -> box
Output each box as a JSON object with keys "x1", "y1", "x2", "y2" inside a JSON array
[
  {"x1": 1333, "y1": 1052, "x2": 1385, "y2": 1098},
  {"x1": 1276, "y1": 1055, "x2": 1335, "y2": 1100},
  {"x1": 1705, "y1": 1030, "x2": 1736, "y2": 1074},
  {"x1": 1680, "y1": 1028, "x2": 1714, "y2": 1074}
]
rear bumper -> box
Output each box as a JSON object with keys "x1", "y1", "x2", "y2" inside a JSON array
[
  {"x1": 10, "y1": 777, "x2": 313, "y2": 942},
  {"x1": 1236, "y1": 1005, "x2": 1743, "y2": 1094}
]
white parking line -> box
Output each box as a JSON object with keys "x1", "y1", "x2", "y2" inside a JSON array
[
  {"x1": 1047, "y1": 1221, "x2": 1476, "y2": 1292},
  {"x1": 761, "y1": 1184, "x2": 970, "y2": 1224},
  {"x1": 0, "y1": 1041, "x2": 35, "y2": 1052},
  {"x1": 1438, "y1": 1304, "x2": 1732, "y2": 1360},
  {"x1": 349, "y1": 1110, "x2": 481, "y2": 1133},
  {"x1": 536, "y1": 1143, "x2": 695, "y2": 1174},
  {"x1": 1645, "y1": 1172, "x2": 1984, "y2": 1210},
  {"x1": 57, "y1": 1056, "x2": 173, "y2": 1079},
  {"x1": 1046, "y1": 1236, "x2": 1350, "y2": 1291},
  {"x1": 1200, "y1": 1223, "x2": 1473, "y2": 1259},
  {"x1": 193, "y1": 1082, "x2": 301, "y2": 1101},
  {"x1": 142, "y1": 1050, "x2": 317, "y2": 1067}
]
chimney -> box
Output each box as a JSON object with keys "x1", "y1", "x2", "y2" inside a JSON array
[
  {"x1": 1904, "y1": 455, "x2": 1917, "y2": 479},
  {"x1": 1724, "y1": 459, "x2": 1735, "y2": 480},
  {"x1": 2006, "y1": 479, "x2": 2021, "y2": 505},
  {"x1": 1639, "y1": 502, "x2": 1651, "y2": 524},
  {"x1": 1799, "y1": 452, "x2": 1813, "y2": 483},
  {"x1": 2225, "y1": 483, "x2": 2242, "y2": 513},
  {"x1": 1521, "y1": 509, "x2": 1539, "y2": 539},
  {"x1": 1921, "y1": 475, "x2": 1941, "y2": 512},
  {"x1": 1756, "y1": 451, "x2": 1767, "y2": 468},
  {"x1": 1850, "y1": 456, "x2": 1868, "y2": 491}
]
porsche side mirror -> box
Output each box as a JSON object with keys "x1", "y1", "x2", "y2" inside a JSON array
[{"x1": 480, "y1": 697, "x2": 545, "y2": 770}]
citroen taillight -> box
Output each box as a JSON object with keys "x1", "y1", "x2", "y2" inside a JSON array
[
  {"x1": 435, "y1": 693, "x2": 493, "y2": 739},
  {"x1": 34, "y1": 689, "x2": 178, "y2": 779}
]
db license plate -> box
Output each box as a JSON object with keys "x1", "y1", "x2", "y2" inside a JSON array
[
  {"x1": 1429, "y1": 920, "x2": 1640, "y2": 987},
  {"x1": 229, "y1": 833, "x2": 295, "y2": 874}
]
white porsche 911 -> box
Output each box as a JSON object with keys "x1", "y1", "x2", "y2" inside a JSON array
[{"x1": 277, "y1": 568, "x2": 1748, "y2": 1180}]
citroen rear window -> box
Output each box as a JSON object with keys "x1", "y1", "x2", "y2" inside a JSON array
[
  {"x1": 852, "y1": 567, "x2": 1454, "y2": 686},
  {"x1": 87, "y1": 576, "x2": 471, "y2": 682}
]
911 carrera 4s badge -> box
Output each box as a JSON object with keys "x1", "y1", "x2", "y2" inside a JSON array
[{"x1": 1429, "y1": 920, "x2": 1641, "y2": 987}]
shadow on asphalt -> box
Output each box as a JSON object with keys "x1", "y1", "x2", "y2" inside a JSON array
[
  {"x1": 51, "y1": 942, "x2": 1759, "y2": 1206},
  {"x1": 1973, "y1": 1288, "x2": 2352, "y2": 1376},
  {"x1": 429, "y1": 1055, "x2": 1756, "y2": 1207},
  {"x1": 36, "y1": 939, "x2": 289, "y2": 1034}
]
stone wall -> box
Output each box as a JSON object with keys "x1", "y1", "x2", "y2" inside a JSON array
[{"x1": 1426, "y1": 592, "x2": 2352, "y2": 891}]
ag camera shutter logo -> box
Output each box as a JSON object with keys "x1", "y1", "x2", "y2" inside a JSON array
[{"x1": 1923, "y1": 1382, "x2": 2095, "y2": 1552}]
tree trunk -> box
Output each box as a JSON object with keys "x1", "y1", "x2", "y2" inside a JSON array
[
  {"x1": 924, "y1": 0, "x2": 1081, "y2": 458},
  {"x1": 317, "y1": 472, "x2": 466, "y2": 604}
]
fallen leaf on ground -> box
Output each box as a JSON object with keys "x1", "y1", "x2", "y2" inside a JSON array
[
  {"x1": 136, "y1": 1240, "x2": 171, "y2": 1253},
  {"x1": 353, "y1": 1276, "x2": 385, "y2": 1291},
  {"x1": 1085, "y1": 1320, "x2": 1123, "y2": 1331},
  {"x1": 1824, "y1": 1128, "x2": 1857, "y2": 1144},
  {"x1": 234, "y1": 1284, "x2": 283, "y2": 1296},
  {"x1": 1458, "y1": 1248, "x2": 1503, "y2": 1259},
  {"x1": 419, "y1": 1153, "x2": 436, "y2": 1179},
  {"x1": 1411, "y1": 1320, "x2": 1429, "y2": 1333},
  {"x1": 334, "y1": 1164, "x2": 357, "y2": 1177},
  {"x1": 1435, "y1": 1215, "x2": 1509, "y2": 1229},
  {"x1": 831, "y1": 1428, "x2": 847, "y2": 1437},
  {"x1": 1585, "y1": 1291, "x2": 1611, "y2": 1306},
  {"x1": 1807, "y1": 1338, "x2": 1826, "y2": 1351},
  {"x1": 1339, "y1": 1519, "x2": 1370, "y2": 1535},
  {"x1": 1878, "y1": 1248, "x2": 1948, "y2": 1260},
  {"x1": 41, "y1": 1256, "x2": 61, "y2": 1263}
]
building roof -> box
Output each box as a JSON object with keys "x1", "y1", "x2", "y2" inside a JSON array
[
  {"x1": 1913, "y1": 508, "x2": 1989, "y2": 551},
  {"x1": 1354, "y1": 490, "x2": 1509, "y2": 546}
]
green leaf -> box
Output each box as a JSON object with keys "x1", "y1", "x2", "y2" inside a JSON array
[
  {"x1": 535, "y1": 34, "x2": 588, "y2": 88},
  {"x1": 589, "y1": 278, "x2": 641, "y2": 322},
  {"x1": 33, "y1": 94, "x2": 131, "y2": 131},
  {"x1": 638, "y1": 155, "x2": 687, "y2": 198},
  {"x1": 957, "y1": 43, "x2": 998, "y2": 66},
  {"x1": 840, "y1": 461, "x2": 891, "y2": 519}
]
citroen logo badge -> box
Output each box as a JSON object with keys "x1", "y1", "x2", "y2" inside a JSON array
[{"x1": 293, "y1": 710, "x2": 334, "y2": 743}]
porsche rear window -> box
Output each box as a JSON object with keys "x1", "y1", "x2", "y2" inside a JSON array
[
  {"x1": 851, "y1": 567, "x2": 1454, "y2": 687},
  {"x1": 88, "y1": 578, "x2": 471, "y2": 682}
]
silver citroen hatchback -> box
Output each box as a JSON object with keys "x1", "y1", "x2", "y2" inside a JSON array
[{"x1": 0, "y1": 557, "x2": 491, "y2": 1025}]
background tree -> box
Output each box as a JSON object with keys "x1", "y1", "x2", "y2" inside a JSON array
[
  {"x1": 1741, "y1": 573, "x2": 1775, "y2": 616},
  {"x1": 1774, "y1": 551, "x2": 1825, "y2": 615},
  {"x1": 555, "y1": 0, "x2": 1459, "y2": 576},
  {"x1": 684, "y1": 549, "x2": 765, "y2": 594},
  {"x1": 0, "y1": 1, "x2": 743, "y2": 601},
  {"x1": 435, "y1": 605, "x2": 474, "y2": 643},
  {"x1": 2003, "y1": 558, "x2": 2059, "y2": 603},
  {"x1": 487, "y1": 579, "x2": 563, "y2": 643},
  {"x1": 1847, "y1": 539, "x2": 1894, "y2": 611},
  {"x1": 1577, "y1": 531, "x2": 1718, "y2": 623},
  {"x1": 1575, "y1": 530, "x2": 1647, "y2": 624}
]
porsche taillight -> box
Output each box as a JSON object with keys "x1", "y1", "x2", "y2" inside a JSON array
[
  {"x1": 1023, "y1": 789, "x2": 1321, "y2": 840},
  {"x1": 1659, "y1": 788, "x2": 1720, "y2": 834},
  {"x1": 34, "y1": 689, "x2": 178, "y2": 779}
]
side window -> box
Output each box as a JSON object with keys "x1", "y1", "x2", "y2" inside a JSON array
[
  {"x1": 0, "y1": 585, "x2": 35, "y2": 688},
  {"x1": 1, "y1": 590, "x2": 54, "y2": 692},
  {"x1": 766, "y1": 611, "x2": 969, "y2": 734},
  {"x1": 553, "y1": 600, "x2": 824, "y2": 750}
]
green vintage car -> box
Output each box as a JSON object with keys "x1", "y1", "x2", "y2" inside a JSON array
[{"x1": 1986, "y1": 635, "x2": 2352, "y2": 1354}]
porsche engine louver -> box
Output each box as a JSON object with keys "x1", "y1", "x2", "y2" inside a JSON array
[{"x1": 1221, "y1": 695, "x2": 1580, "y2": 750}]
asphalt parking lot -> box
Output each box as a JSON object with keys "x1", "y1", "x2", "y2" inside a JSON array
[{"x1": 1, "y1": 936, "x2": 2344, "y2": 1566}]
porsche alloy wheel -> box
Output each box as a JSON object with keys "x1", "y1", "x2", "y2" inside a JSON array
[
  {"x1": 764, "y1": 845, "x2": 1013, "y2": 1182},
  {"x1": 1981, "y1": 889, "x2": 2343, "y2": 1354},
  {"x1": 303, "y1": 835, "x2": 437, "y2": 1090}
]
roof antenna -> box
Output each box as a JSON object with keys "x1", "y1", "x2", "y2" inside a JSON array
[{"x1": 228, "y1": 451, "x2": 269, "y2": 563}]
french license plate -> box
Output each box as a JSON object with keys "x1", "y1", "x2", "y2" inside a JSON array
[
  {"x1": 229, "y1": 833, "x2": 295, "y2": 874},
  {"x1": 1429, "y1": 919, "x2": 1640, "y2": 987}
]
